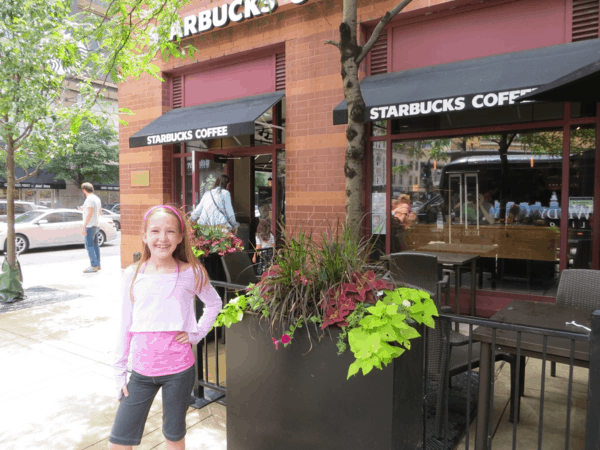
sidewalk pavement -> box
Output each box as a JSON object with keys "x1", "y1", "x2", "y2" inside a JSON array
[{"x1": 0, "y1": 254, "x2": 227, "y2": 450}]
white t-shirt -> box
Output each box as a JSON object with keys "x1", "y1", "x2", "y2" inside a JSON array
[
  {"x1": 256, "y1": 234, "x2": 275, "y2": 249},
  {"x1": 83, "y1": 193, "x2": 102, "y2": 227}
]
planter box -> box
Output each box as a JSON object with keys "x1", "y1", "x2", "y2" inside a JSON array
[{"x1": 226, "y1": 315, "x2": 424, "y2": 450}]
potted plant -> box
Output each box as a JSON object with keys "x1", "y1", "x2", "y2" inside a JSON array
[
  {"x1": 189, "y1": 223, "x2": 244, "y2": 281},
  {"x1": 214, "y1": 225, "x2": 438, "y2": 450}
]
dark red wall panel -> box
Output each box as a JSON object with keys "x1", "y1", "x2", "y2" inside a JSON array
[
  {"x1": 392, "y1": 0, "x2": 568, "y2": 72},
  {"x1": 184, "y1": 54, "x2": 276, "y2": 107}
]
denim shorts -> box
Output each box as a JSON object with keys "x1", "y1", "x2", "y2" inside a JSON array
[{"x1": 109, "y1": 364, "x2": 196, "y2": 446}]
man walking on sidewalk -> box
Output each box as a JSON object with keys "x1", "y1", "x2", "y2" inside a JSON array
[{"x1": 80, "y1": 182, "x2": 102, "y2": 273}]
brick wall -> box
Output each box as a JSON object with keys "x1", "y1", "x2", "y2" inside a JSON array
[{"x1": 118, "y1": 0, "x2": 456, "y2": 266}]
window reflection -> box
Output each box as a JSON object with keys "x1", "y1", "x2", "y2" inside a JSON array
[
  {"x1": 567, "y1": 125, "x2": 595, "y2": 269},
  {"x1": 382, "y1": 131, "x2": 578, "y2": 295}
]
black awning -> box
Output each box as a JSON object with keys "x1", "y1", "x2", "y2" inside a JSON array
[
  {"x1": 0, "y1": 168, "x2": 66, "y2": 190},
  {"x1": 332, "y1": 40, "x2": 600, "y2": 125},
  {"x1": 517, "y1": 60, "x2": 600, "y2": 103},
  {"x1": 129, "y1": 91, "x2": 285, "y2": 148}
]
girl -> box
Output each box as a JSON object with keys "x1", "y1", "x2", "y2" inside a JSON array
[
  {"x1": 252, "y1": 218, "x2": 275, "y2": 264},
  {"x1": 110, "y1": 205, "x2": 222, "y2": 450},
  {"x1": 391, "y1": 195, "x2": 416, "y2": 253},
  {"x1": 392, "y1": 194, "x2": 415, "y2": 225}
]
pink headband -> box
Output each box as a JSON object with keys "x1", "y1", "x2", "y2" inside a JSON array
[{"x1": 144, "y1": 205, "x2": 185, "y2": 232}]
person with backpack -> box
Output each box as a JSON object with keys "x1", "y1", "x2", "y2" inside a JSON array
[{"x1": 190, "y1": 174, "x2": 238, "y2": 231}]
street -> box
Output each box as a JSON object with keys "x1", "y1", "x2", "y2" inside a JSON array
[{"x1": 15, "y1": 232, "x2": 121, "y2": 267}]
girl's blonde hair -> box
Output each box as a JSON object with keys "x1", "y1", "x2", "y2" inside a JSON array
[{"x1": 129, "y1": 205, "x2": 208, "y2": 302}]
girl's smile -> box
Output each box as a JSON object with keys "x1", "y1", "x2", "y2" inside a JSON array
[{"x1": 142, "y1": 212, "x2": 183, "y2": 263}]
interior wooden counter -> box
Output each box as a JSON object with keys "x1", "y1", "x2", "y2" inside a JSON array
[{"x1": 404, "y1": 224, "x2": 559, "y2": 262}]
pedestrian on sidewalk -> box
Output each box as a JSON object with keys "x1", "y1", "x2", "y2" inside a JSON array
[
  {"x1": 110, "y1": 205, "x2": 222, "y2": 450},
  {"x1": 80, "y1": 182, "x2": 102, "y2": 273}
]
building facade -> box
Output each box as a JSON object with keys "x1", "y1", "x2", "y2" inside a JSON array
[{"x1": 119, "y1": 0, "x2": 600, "y2": 306}]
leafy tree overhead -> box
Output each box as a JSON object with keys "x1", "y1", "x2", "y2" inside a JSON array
[
  {"x1": 0, "y1": 0, "x2": 193, "y2": 272},
  {"x1": 44, "y1": 120, "x2": 119, "y2": 187}
]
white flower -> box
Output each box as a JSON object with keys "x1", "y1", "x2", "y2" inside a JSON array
[
  {"x1": 230, "y1": 297, "x2": 241, "y2": 304},
  {"x1": 402, "y1": 300, "x2": 411, "y2": 308}
]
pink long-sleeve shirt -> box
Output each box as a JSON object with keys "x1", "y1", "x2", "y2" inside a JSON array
[{"x1": 113, "y1": 264, "x2": 222, "y2": 399}]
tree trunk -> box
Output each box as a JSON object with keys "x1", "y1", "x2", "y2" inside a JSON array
[
  {"x1": 6, "y1": 135, "x2": 17, "y2": 269},
  {"x1": 340, "y1": 0, "x2": 365, "y2": 237}
]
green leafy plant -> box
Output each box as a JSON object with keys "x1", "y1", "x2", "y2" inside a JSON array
[
  {"x1": 346, "y1": 288, "x2": 437, "y2": 379},
  {"x1": 212, "y1": 223, "x2": 438, "y2": 378}
]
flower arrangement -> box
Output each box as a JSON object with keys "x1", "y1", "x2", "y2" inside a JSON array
[
  {"x1": 190, "y1": 223, "x2": 244, "y2": 258},
  {"x1": 214, "y1": 224, "x2": 438, "y2": 379}
]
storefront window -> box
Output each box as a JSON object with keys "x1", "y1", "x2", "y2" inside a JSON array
[
  {"x1": 370, "y1": 141, "x2": 387, "y2": 257},
  {"x1": 567, "y1": 125, "x2": 596, "y2": 269},
  {"x1": 198, "y1": 158, "x2": 226, "y2": 200},
  {"x1": 371, "y1": 120, "x2": 387, "y2": 137},
  {"x1": 254, "y1": 107, "x2": 274, "y2": 147},
  {"x1": 387, "y1": 130, "x2": 568, "y2": 295}
]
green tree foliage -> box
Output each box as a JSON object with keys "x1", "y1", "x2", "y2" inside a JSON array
[
  {"x1": 0, "y1": 0, "x2": 194, "y2": 268},
  {"x1": 44, "y1": 120, "x2": 119, "y2": 186},
  {"x1": 519, "y1": 128, "x2": 596, "y2": 155}
]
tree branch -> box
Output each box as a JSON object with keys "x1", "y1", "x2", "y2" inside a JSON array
[
  {"x1": 506, "y1": 133, "x2": 517, "y2": 148},
  {"x1": 15, "y1": 160, "x2": 45, "y2": 183},
  {"x1": 325, "y1": 39, "x2": 340, "y2": 49},
  {"x1": 356, "y1": 0, "x2": 413, "y2": 65}
]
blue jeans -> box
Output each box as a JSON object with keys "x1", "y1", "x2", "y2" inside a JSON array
[{"x1": 84, "y1": 226, "x2": 100, "y2": 268}]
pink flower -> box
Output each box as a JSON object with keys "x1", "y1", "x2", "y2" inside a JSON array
[
  {"x1": 272, "y1": 337, "x2": 279, "y2": 350},
  {"x1": 281, "y1": 334, "x2": 291, "y2": 344}
]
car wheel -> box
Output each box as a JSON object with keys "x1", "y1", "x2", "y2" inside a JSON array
[
  {"x1": 113, "y1": 220, "x2": 120, "y2": 231},
  {"x1": 97, "y1": 230, "x2": 106, "y2": 247},
  {"x1": 14, "y1": 234, "x2": 29, "y2": 254}
]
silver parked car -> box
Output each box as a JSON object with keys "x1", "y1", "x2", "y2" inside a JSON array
[
  {"x1": 102, "y1": 208, "x2": 121, "y2": 231},
  {"x1": 0, "y1": 200, "x2": 47, "y2": 222},
  {"x1": 0, "y1": 208, "x2": 118, "y2": 254}
]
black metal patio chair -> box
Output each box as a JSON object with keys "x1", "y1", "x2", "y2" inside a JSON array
[
  {"x1": 385, "y1": 251, "x2": 452, "y2": 306},
  {"x1": 221, "y1": 251, "x2": 260, "y2": 287},
  {"x1": 551, "y1": 269, "x2": 600, "y2": 377},
  {"x1": 384, "y1": 252, "x2": 523, "y2": 436}
]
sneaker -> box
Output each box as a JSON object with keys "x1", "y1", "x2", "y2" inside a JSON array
[
  {"x1": 83, "y1": 267, "x2": 99, "y2": 273},
  {"x1": 97, "y1": 266, "x2": 101, "y2": 271}
]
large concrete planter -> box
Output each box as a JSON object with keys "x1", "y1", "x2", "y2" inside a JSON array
[{"x1": 226, "y1": 314, "x2": 424, "y2": 450}]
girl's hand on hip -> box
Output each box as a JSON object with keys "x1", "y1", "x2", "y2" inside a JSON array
[
  {"x1": 120, "y1": 384, "x2": 129, "y2": 402},
  {"x1": 175, "y1": 331, "x2": 190, "y2": 344}
]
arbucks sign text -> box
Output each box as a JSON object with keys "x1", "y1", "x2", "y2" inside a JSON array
[{"x1": 170, "y1": 0, "x2": 309, "y2": 40}]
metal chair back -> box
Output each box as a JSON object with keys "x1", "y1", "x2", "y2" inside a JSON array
[
  {"x1": 556, "y1": 269, "x2": 600, "y2": 310},
  {"x1": 221, "y1": 251, "x2": 259, "y2": 286},
  {"x1": 387, "y1": 251, "x2": 443, "y2": 304}
]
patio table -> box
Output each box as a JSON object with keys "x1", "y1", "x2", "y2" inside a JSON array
[
  {"x1": 472, "y1": 300, "x2": 591, "y2": 450},
  {"x1": 412, "y1": 250, "x2": 480, "y2": 318}
]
